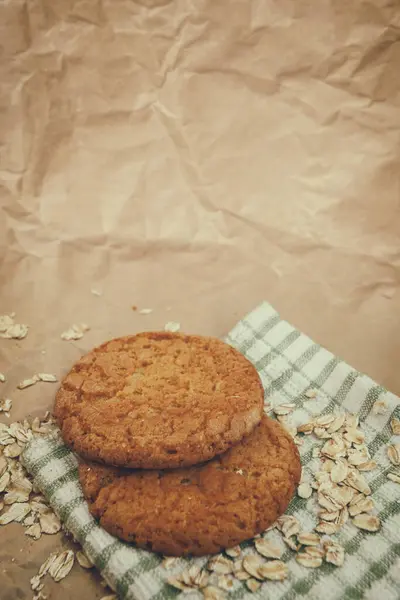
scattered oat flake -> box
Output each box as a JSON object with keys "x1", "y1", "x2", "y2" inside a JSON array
[
  {"x1": 358, "y1": 460, "x2": 378, "y2": 472},
  {"x1": 316, "y1": 414, "x2": 336, "y2": 428},
  {"x1": 347, "y1": 450, "x2": 369, "y2": 466},
  {"x1": 297, "y1": 482, "x2": 313, "y2": 499},
  {"x1": 297, "y1": 421, "x2": 314, "y2": 434},
  {"x1": 297, "y1": 532, "x2": 320, "y2": 546},
  {"x1": 352, "y1": 514, "x2": 381, "y2": 532},
  {"x1": 319, "y1": 509, "x2": 340, "y2": 522},
  {"x1": 37, "y1": 373, "x2": 58, "y2": 383},
  {"x1": 38, "y1": 554, "x2": 55, "y2": 578},
  {"x1": 48, "y1": 550, "x2": 75, "y2": 582},
  {"x1": 0, "y1": 315, "x2": 14, "y2": 332},
  {"x1": 345, "y1": 470, "x2": 371, "y2": 495},
  {"x1": 17, "y1": 376, "x2": 40, "y2": 389},
  {"x1": 168, "y1": 566, "x2": 208, "y2": 591},
  {"x1": 387, "y1": 472, "x2": 400, "y2": 484},
  {"x1": 0, "y1": 502, "x2": 31, "y2": 524},
  {"x1": 372, "y1": 400, "x2": 387, "y2": 415},
  {"x1": 138, "y1": 308, "x2": 153, "y2": 315},
  {"x1": 242, "y1": 555, "x2": 264, "y2": 580},
  {"x1": 9, "y1": 422, "x2": 32, "y2": 444},
  {"x1": 208, "y1": 556, "x2": 234, "y2": 574},
  {"x1": 390, "y1": 418, "x2": 400, "y2": 435},
  {"x1": 225, "y1": 546, "x2": 241, "y2": 559},
  {"x1": 4, "y1": 483, "x2": 31, "y2": 504},
  {"x1": 331, "y1": 459, "x2": 348, "y2": 483},
  {"x1": 273, "y1": 403, "x2": 296, "y2": 416},
  {"x1": 191, "y1": 568, "x2": 209, "y2": 588},
  {"x1": 30, "y1": 575, "x2": 43, "y2": 592},
  {"x1": 246, "y1": 577, "x2": 261, "y2": 592},
  {"x1": 348, "y1": 496, "x2": 374, "y2": 517},
  {"x1": 235, "y1": 569, "x2": 251, "y2": 581},
  {"x1": 76, "y1": 550, "x2": 94, "y2": 569},
  {"x1": 164, "y1": 321, "x2": 181, "y2": 333},
  {"x1": 31, "y1": 500, "x2": 50, "y2": 515},
  {"x1": 0, "y1": 456, "x2": 7, "y2": 477},
  {"x1": 283, "y1": 536, "x2": 299, "y2": 551},
  {"x1": 304, "y1": 546, "x2": 325, "y2": 559},
  {"x1": 217, "y1": 575, "x2": 234, "y2": 591},
  {"x1": 91, "y1": 289, "x2": 102, "y2": 296},
  {"x1": 0, "y1": 471, "x2": 10, "y2": 492},
  {"x1": 25, "y1": 523, "x2": 42, "y2": 540},
  {"x1": 321, "y1": 437, "x2": 346, "y2": 459},
  {"x1": 325, "y1": 482, "x2": 354, "y2": 507},
  {"x1": 0, "y1": 315, "x2": 28, "y2": 339},
  {"x1": 4, "y1": 442, "x2": 23, "y2": 458},
  {"x1": 203, "y1": 586, "x2": 226, "y2": 600},
  {"x1": 296, "y1": 553, "x2": 323, "y2": 568},
  {"x1": 258, "y1": 560, "x2": 288, "y2": 581},
  {"x1": 61, "y1": 324, "x2": 88, "y2": 341},
  {"x1": 0, "y1": 373, "x2": 5, "y2": 383},
  {"x1": 278, "y1": 515, "x2": 301, "y2": 539},
  {"x1": 327, "y1": 413, "x2": 346, "y2": 433},
  {"x1": 277, "y1": 515, "x2": 298, "y2": 532},
  {"x1": 315, "y1": 521, "x2": 337, "y2": 535},
  {"x1": 325, "y1": 542, "x2": 345, "y2": 567},
  {"x1": 345, "y1": 413, "x2": 360, "y2": 429},
  {"x1": 344, "y1": 429, "x2": 365, "y2": 445},
  {"x1": 305, "y1": 389, "x2": 318, "y2": 398},
  {"x1": 387, "y1": 444, "x2": 400, "y2": 466},
  {"x1": 162, "y1": 556, "x2": 178, "y2": 569},
  {"x1": 39, "y1": 512, "x2": 61, "y2": 534},
  {"x1": 0, "y1": 398, "x2": 12, "y2": 413},
  {"x1": 255, "y1": 538, "x2": 282, "y2": 559},
  {"x1": 313, "y1": 427, "x2": 331, "y2": 439}
]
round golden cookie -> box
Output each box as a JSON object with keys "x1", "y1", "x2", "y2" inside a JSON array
[
  {"x1": 54, "y1": 332, "x2": 264, "y2": 469},
  {"x1": 79, "y1": 416, "x2": 301, "y2": 556}
]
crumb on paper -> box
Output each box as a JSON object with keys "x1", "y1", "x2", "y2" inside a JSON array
[
  {"x1": 0, "y1": 373, "x2": 5, "y2": 383},
  {"x1": 91, "y1": 289, "x2": 102, "y2": 296},
  {"x1": 165, "y1": 321, "x2": 180, "y2": 333},
  {"x1": 139, "y1": 308, "x2": 153, "y2": 315},
  {"x1": 131, "y1": 305, "x2": 137, "y2": 311}
]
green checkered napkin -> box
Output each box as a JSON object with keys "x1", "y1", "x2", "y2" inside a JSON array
[{"x1": 22, "y1": 302, "x2": 400, "y2": 600}]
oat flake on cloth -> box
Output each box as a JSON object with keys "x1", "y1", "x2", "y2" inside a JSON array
[{"x1": 22, "y1": 302, "x2": 400, "y2": 600}]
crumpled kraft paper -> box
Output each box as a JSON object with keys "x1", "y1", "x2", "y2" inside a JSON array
[{"x1": 0, "y1": 0, "x2": 399, "y2": 598}]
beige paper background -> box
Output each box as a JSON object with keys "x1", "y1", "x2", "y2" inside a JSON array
[{"x1": 1, "y1": 0, "x2": 400, "y2": 597}]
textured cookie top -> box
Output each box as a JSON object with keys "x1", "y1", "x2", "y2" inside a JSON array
[
  {"x1": 79, "y1": 416, "x2": 301, "y2": 556},
  {"x1": 54, "y1": 332, "x2": 264, "y2": 469}
]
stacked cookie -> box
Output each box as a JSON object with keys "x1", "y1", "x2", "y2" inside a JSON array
[{"x1": 54, "y1": 333, "x2": 301, "y2": 556}]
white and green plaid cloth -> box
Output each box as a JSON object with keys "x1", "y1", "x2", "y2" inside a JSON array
[{"x1": 22, "y1": 302, "x2": 400, "y2": 600}]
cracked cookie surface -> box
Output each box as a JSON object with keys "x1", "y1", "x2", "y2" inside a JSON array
[
  {"x1": 54, "y1": 332, "x2": 264, "y2": 468},
  {"x1": 79, "y1": 416, "x2": 301, "y2": 556}
]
